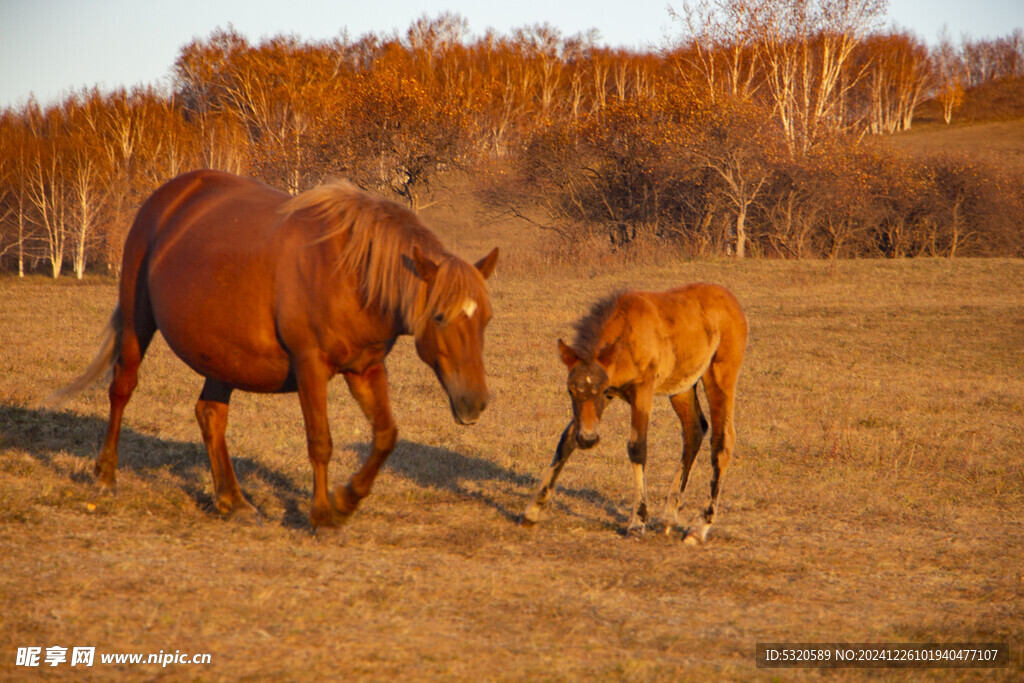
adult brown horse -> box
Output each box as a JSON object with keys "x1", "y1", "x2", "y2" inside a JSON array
[
  {"x1": 522, "y1": 284, "x2": 747, "y2": 542},
  {"x1": 49, "y1": 169, "x2": 498, "y2": 530}
]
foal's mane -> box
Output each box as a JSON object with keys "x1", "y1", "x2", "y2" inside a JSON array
[
  {"x1": 280, "y1": 180, "x2": 486, "y2": 334},
  {"x1": 572, "y1": 291, "x2": 624, "y2": 358}
]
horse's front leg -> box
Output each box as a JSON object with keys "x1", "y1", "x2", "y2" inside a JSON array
[
  {"x1": 522, "y1": 420, "x2": 578, "y2": 526},
  {"x1": 626, "y1": 385, "x2": 654, "y2": 537},
  {"x1": 294, "y1": 354, "x2": 341, "y2": 530},
  {"x1": 334, "y1": 363, "x2": 398, "y2": 519}
]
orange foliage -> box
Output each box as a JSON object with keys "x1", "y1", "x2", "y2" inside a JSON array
[{"x1": 2, "y1": 16, "x2": 1024, "y2": 272}]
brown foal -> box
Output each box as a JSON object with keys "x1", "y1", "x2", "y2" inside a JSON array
[{"x1": 524, "y1": 284, "x2": 748, "y2": 542}]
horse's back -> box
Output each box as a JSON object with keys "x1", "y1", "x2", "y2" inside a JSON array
[
  {"x1": 122, "y1": 171, "x2": 297, "y2": 391},
  {"x1": 647, "y1": 283, "x2": 746, "y2": 340},
  {"x1": 618, "y1": 284, "x2": 746, "y2": 393}
]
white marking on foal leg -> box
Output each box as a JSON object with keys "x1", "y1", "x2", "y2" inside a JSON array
[
  {"x1": 662, "y1": 465, "x2": 685, "y2": 535},
  {"x1": 523, "y1": 465, "x2": 558, "y2": 525},
  {"x1": 627, "y1": 461, "x2": 648, "y2": 536},
  {"x1": 682, "y1": 513, "x2": 711, "y2": 545}
]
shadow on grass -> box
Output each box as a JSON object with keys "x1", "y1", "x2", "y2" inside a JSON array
[
  {"x1": 0, "y1": 403, "x2": 622, "y2": 531},
  {"x1": 0, "y1": 403, "x2": 311, "y2": 529},
  {"x1": 350, "y1": 439, "x2": 624, "y2": 527}
]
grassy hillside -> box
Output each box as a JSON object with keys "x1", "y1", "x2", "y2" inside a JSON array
[
  {"x1": 2, "y1": 259, "x2": 1022, "y2": 678},
  {"x1": 914, "y1": 76, "x2": 1024, "y2": 126},
  {"x1": 887, "y1": 77, "x2": 1024, "y2": 172},
  {"x1": 887, "y1": 119, "x2": 1024, "y2": 172}
]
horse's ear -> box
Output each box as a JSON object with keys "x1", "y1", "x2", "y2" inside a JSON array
[
  {"x1": 596, "y1": 339, "x2": 620, "y2": 368},
  {"x1": 557, "y1": 339, "x2": 579, "y2": 368},
  {"x1": 474, "y1": 247, "x2": 499, "y2": 280},
  {"x1": 411, "y1": 246, "x2": 439, "y2": 283}
]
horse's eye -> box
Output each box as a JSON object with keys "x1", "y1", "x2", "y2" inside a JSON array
[{"x1": 433, "y1": 313, "x2": 445, "y2": 324}]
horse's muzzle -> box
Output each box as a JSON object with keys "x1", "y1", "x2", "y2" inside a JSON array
[
  {"x1": 451, "y1": 394, "x2": 488, "y2": 426},
  {"x1": 577, "y1": 431, "x2": 600, "y2": 449}
]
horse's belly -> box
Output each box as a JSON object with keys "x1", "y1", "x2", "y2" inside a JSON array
[
  {"x1": 170, "y1": 333, "x2": 292, "y2": 392},
  {"x1": 156, "y1": 306, "x2": 292, "y2": 392},
  {"x1": 149, "y1": 264, "x2": 292, "y2": 392},
  {"x1": 655, "y1": 367, "x2": 705, "y2": 396},
  {"x1": 654, "y1": 349, "x2": 714, "y2": 396}
]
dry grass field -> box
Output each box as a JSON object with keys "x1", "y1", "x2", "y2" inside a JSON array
[
  {"x1": 888, "y1": 77, "x2": 1024, "y2": 173},
  {"x1": 887, "y1": 119, "x2": 1024, "y2": 173},
  {"x1": 2, "y1": 256, "x2": 1023, "y2": 680}
]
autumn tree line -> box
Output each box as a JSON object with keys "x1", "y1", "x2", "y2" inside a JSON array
[{"x1": 2, "y1": 2, "x2": 1024, "y2": 277}]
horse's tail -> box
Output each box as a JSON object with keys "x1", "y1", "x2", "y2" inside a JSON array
[{"x1": 43, "y1": 307, "x2": 124, "y2": 407}]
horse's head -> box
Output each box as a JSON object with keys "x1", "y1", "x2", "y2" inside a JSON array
[
  {"x1": 558, "y1": 338, "x2": 619, "y2": 449},
  {"x1": 411, "y1": 246, "x2": 499, "y2": 426}
]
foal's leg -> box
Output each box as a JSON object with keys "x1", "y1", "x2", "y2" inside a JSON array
[
  {"x1": 95, "y1": 308, "x2": 156, "y2": 491},
  {"x1": 689, "y1": 361, "x2": 739, "y2": 544},
  {"x1": 334, "y1": 363, "x2": 398, "y2": 520},
  {"x1": 522, "y1": 420, "x2": 578, "y2": 526},
  {"x1": 626, "y1": 385, "x2": 654, "y2": 537},
  {"x1": 194, "y1": 379, "x2": 259, "y2": 520},
  {"x1": 663, "y1": 385, "x2": 708, "y2": 535}
]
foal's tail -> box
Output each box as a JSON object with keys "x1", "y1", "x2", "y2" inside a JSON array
[{"x1": 43, "y1": 307, "x2": 124, "y2": 407}]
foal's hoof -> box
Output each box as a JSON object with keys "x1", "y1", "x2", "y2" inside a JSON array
[
  {"x1": 94, "y1": 477, "x2": 117, "y2": 495},
  {"x1": 625, "y1": 524, "x2": 647, "y2": 539},
  {"x1": 682, "y1": 523, "x2": 710, "y2": 545},
  {"x1": 521, "y1": 503, "x2": 543, "y2": 527}
]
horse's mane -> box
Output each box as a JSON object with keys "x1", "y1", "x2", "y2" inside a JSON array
[
  {"x1": 572, "y1": 291, "x2": 624, "y2": 358},
  {"x1": 280, "y1": 180, "x2": 486, "y2": 335}
]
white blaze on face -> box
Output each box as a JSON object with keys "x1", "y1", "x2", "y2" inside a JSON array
[{"x1": 461, "y1": 298, "x2": 478, "y2": 319}]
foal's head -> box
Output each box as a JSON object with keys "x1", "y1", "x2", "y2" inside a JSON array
[
  {"x1": 411, "y1": 247, "x2": 499, "y2": 426},
  {"x1": 558, "y1": 339, "x2": 619, "y2": 449}
]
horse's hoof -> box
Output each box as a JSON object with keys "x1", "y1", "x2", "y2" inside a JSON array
[
  {"x1": 312, "y1": 521, "x2": 348, "y2": 543},
  {"x1": 626, "y1": 525, "x2": 647, "y2": 539},
  {"x1": 227, "y1": 502, "x2": 262, "y2": 526},
  {"x1": 311, "y1": 504, "x2": 352, "y2": 533},
  {"x1": 94, "y1": 478, "x2": 117, "y2": 495},
  {"x1": 331, "y1": 484, "x2": 362, "y2": 518}
]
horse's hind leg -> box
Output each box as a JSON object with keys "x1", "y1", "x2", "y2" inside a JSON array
[
  {"x1": 195, "y1": 379, "x2": 259, "y2": 521},
  {"x1": 689, "y1": 360, "x2": 739, "y2": 544},
  {"x1": 663, "y1": 386, "x2": 707, "y2": 535},
  {"x1": 95, "y1": 305, "x2": 155, "y2": 490}
]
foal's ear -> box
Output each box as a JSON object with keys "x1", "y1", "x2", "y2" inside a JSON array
[
  {"x1": 474, "y1": 247, "x2": 499, "y2": 280},
  {"x1": 596, "y1": 339, "x2": 620, "y2": 368},
  {"x1": 557, "y1": 339, "x2": 579, "y2": 368},
  {"x1": 411, "y1": 246, "x2": 439, "y2": 283}
]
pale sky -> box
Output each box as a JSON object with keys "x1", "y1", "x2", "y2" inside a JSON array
[{"x1": 2, "y1": 0, "x2": 1022, "y2": 109}]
